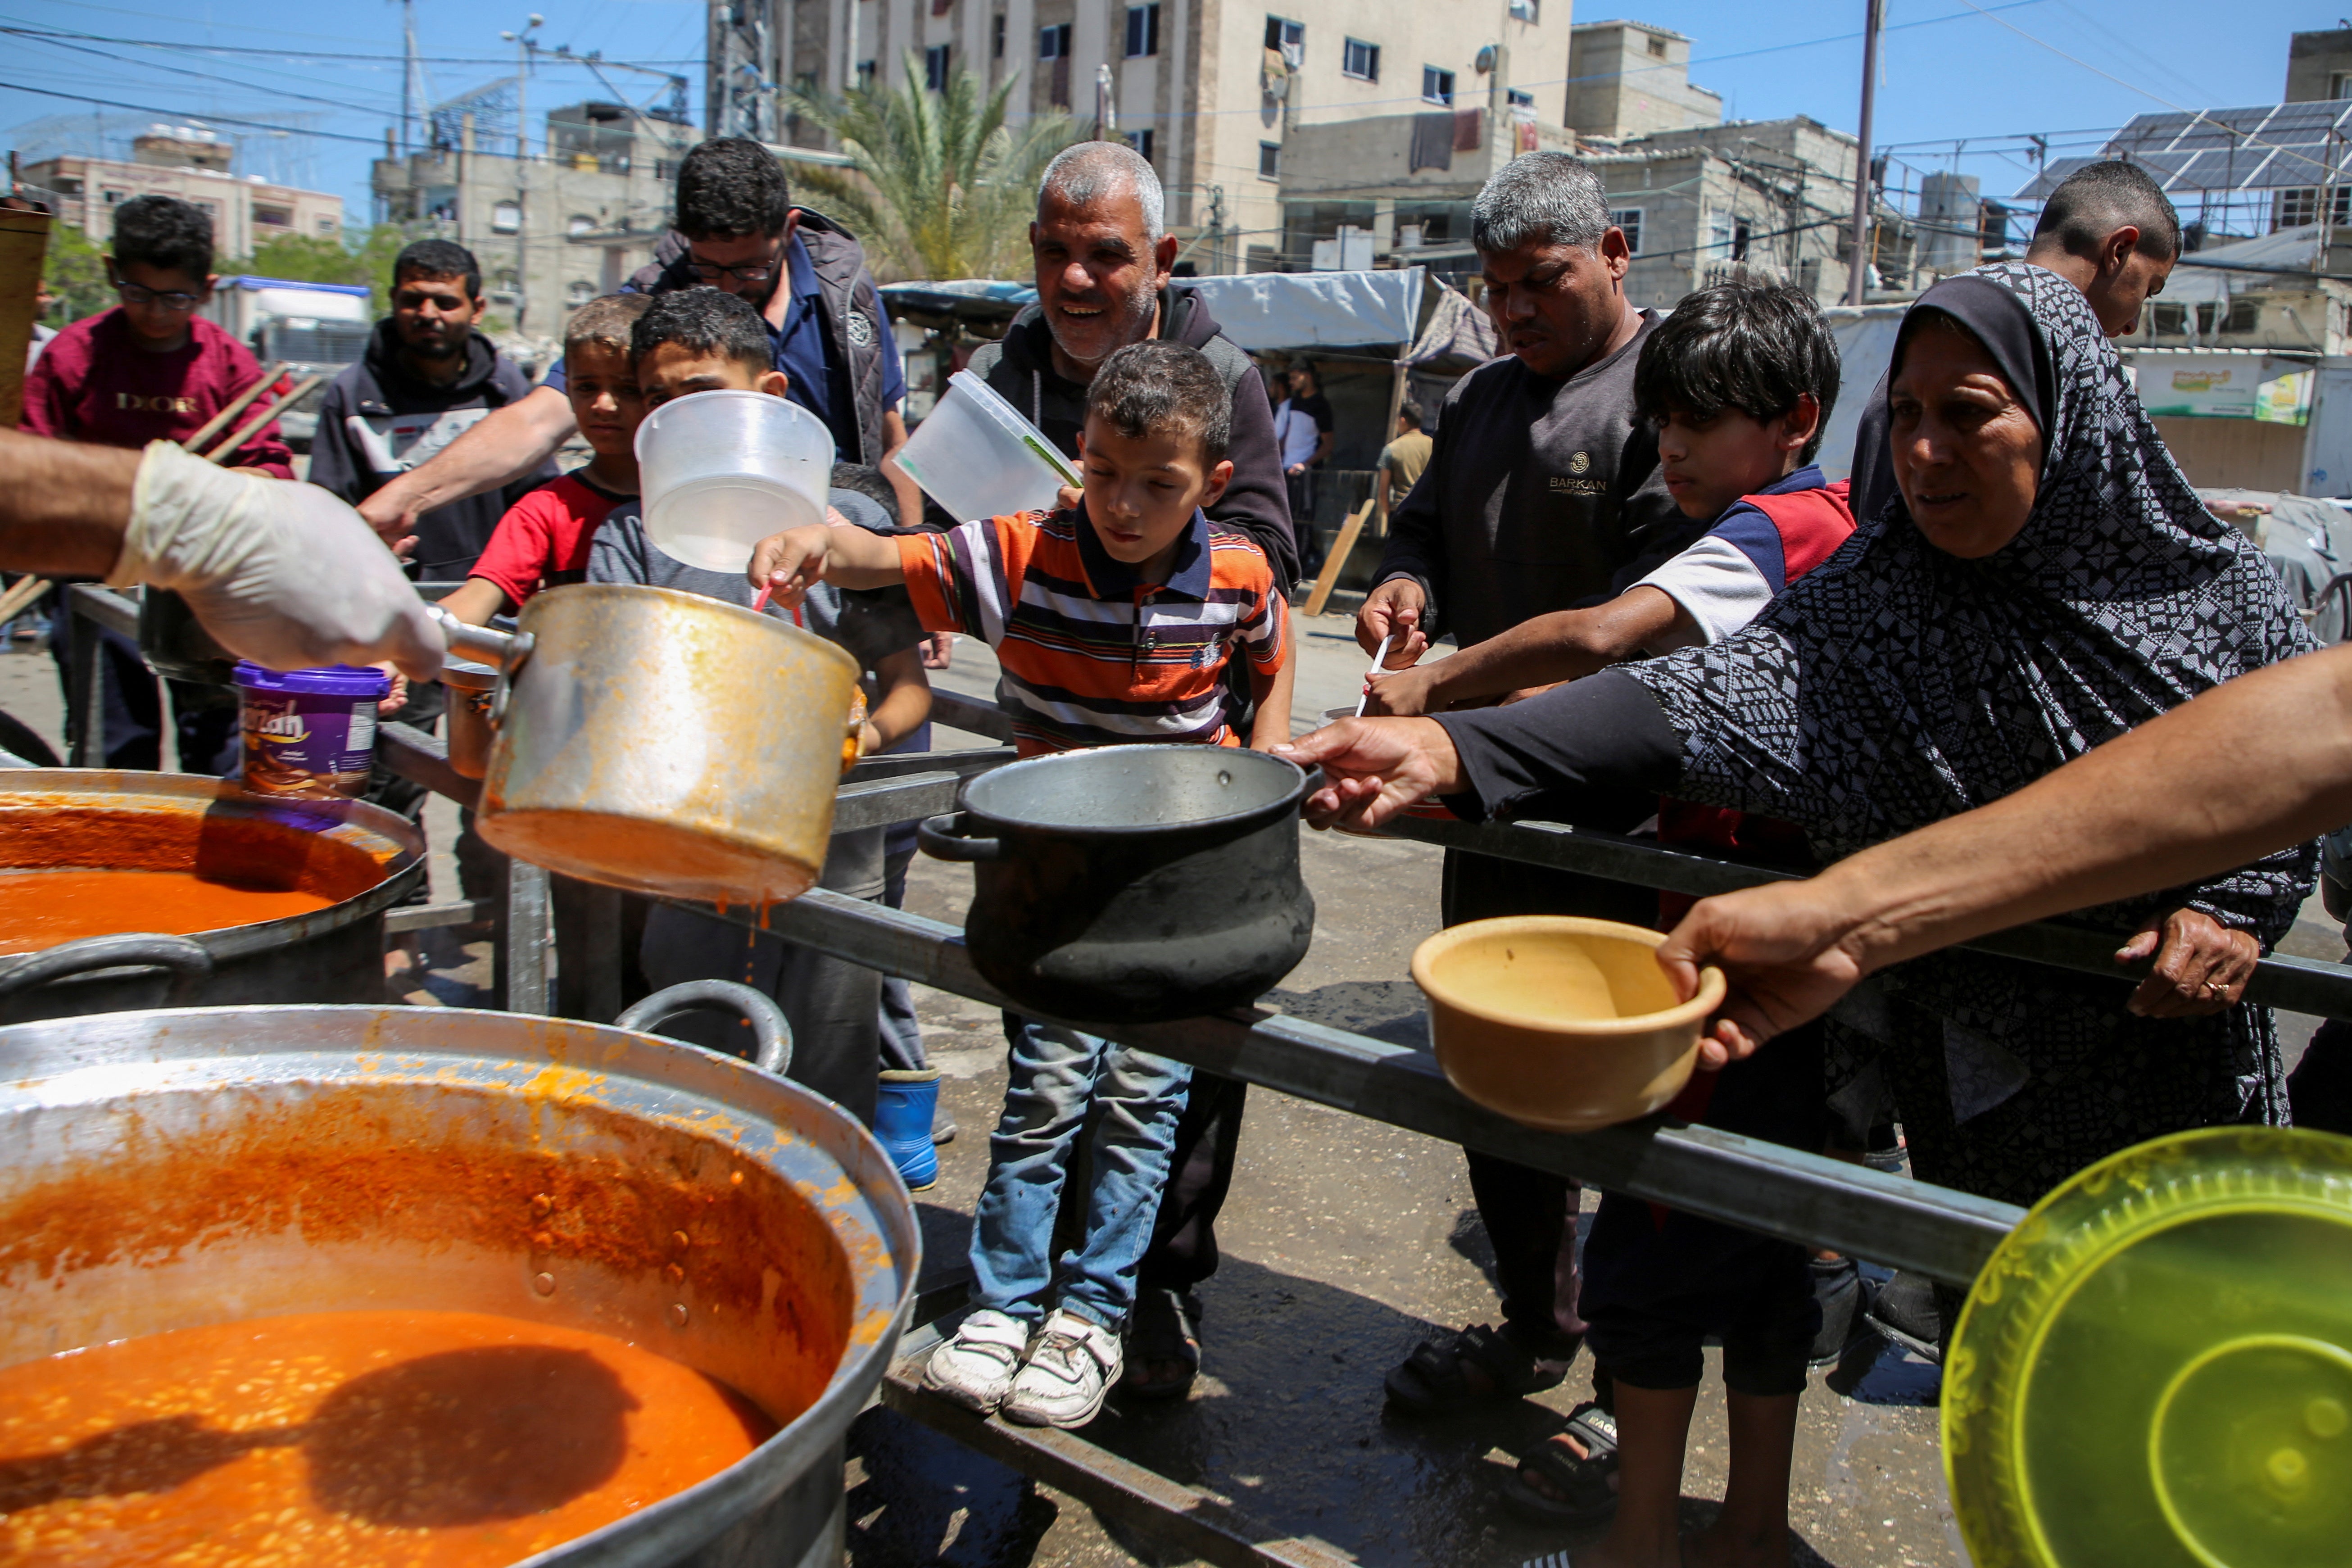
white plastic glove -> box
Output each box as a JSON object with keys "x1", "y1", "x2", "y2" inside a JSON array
[{"x1": 112, "y1": 442, "x2": 446, "y2": 681}]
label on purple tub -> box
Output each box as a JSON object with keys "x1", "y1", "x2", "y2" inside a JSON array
[{"x1": 234, "y1": 662, "x2": 389, "y2": 799}]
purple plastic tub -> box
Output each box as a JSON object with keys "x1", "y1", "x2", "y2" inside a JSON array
[{"x1": 233, "y1": 662, "x2": 391, "y2": 799}]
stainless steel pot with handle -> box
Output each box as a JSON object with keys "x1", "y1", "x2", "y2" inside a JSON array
[
  {"x1": 432, "y1": 585, "x2": 861, "y2": 904},
  {"x1": 0, "y1": 985, "x2": 916, "y2": 1567}
]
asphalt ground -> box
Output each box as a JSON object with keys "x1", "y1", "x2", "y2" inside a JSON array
[{"x1": 1, "y1": 607, "x2": 2342, "y2": 1568}]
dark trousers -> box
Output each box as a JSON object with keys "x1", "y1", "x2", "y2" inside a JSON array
[
  {"x1": 1445, "y1": 846, "x2": 1662, "y2": 1342},
  {"x1": 54, "y1": 614, "x2": 240, "y2": 774},
  {"x1": 639, "y1": 825, "x2": 887, "y2": 1127},
  {"x1": 1136, "y1": 1069, "x2": 1251, "y2": 1293},
  {"x1": 1287, "y1": 470, "x2": 1323, "y2": 582},
  {"x1": 2292, "y1": 1017, "x2": 2352, "y2": 1136}
]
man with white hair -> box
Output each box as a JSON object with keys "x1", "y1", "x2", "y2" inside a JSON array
[
  {"x1": 965, "y1": 140, "x2": 1296, "y2": 585},
  {"x1": 962, "y1": 140, "x2": 1296, "y2": 1405},
  {"x1": 1359, "y1": 152, "x2": 1702, "y2": 1448}
]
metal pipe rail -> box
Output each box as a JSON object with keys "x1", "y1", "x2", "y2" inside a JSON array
[
  {"x1": 1381, "y1": 812, "x2": 2352, "y2": 1020},
  {"x1": 696, "y1": 879, "x2": 2026, "y2": 1290}
]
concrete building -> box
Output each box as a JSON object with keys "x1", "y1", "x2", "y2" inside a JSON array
[
  {"x1": 18, "y1": 127, "x2": 344, "y2": 260},
  {"x1": 372, "y1": 101, "x2": 693, "y2": 338},
  {"x1": 2287, "y1": 25, "x2": 2352, "y2": 102},
  {"x1": 755, "y1": 0, "x2": 1575, "y2": 276},
  {"x1": 1565, "y1": 20, "x2": 1721, "y2": 141}
]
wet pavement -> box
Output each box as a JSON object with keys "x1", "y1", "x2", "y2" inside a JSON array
[{"x1": 1, "y1": 611, "x2": 2341, "y2": 1568}]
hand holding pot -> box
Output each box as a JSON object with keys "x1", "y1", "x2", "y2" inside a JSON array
[{"x1": 1281, "y1": 717, "x2": 1463, "y2": 833}]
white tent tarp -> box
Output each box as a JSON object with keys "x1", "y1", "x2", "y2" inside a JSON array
[{"x1": 1178, "y1": 268, "x2": 1428, "y2": 351}]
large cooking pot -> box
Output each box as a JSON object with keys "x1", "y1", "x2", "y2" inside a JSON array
[
  {"x1": 918, "y1": 744, "x2": 1318, "y2": 1023},
  {"x1": 0, "y1": 990, "x2": 919, "y2": 1567},
  {"x1": 434, "y1": 587, "x2": 860, "y2": 904},
  {"x1": 0, "y1": 770, "x2": 425, "y2": 1023}
]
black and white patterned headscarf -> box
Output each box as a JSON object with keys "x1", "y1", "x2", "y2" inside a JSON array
[{"x1": 1619, "y1": 262, "x2": 2317, "y2": 1197}]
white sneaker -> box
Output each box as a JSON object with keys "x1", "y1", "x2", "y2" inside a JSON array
[
  {"x1": 1001, "y1": 1308, "x2": 1124, "y2": 1429},
  {"x1": 922, "y1": 1309, "x2": 1030, "y2": 1413}
]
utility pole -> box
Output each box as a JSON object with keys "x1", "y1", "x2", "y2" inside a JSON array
[
  {"x1": 1845, "y1": 0, "x2": 1882, "y2": 306},
  {"x1": 501, "y1": 13, "x2": 542, "y2": 332}
]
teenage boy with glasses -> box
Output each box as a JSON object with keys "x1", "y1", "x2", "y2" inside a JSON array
[{"x1": 21, "y1": 194, "x2": 290, "y2": 773}]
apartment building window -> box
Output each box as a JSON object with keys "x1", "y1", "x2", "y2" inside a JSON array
[
  {"x1": 316, "y1": 217, "x2": 337, "y2": 235},
  {"x1": 1126, "y1": 127, "x2": 1155, "y2": 162},
  {"x1": 857, "y1": 59, "x2": 878, "y2": 87},
  {"x1": 1039, "y1": 23, "x2": 1071, "y2": 59},
  {"x1": 1265, "y1": 16, "x2": 1303, "y2": 67},
  {"x1": 1422, "y1": 66, "x2": 1454, "y2": 105},
  {"x1": 1509, "y1": 0, "x2": 1537, "y2": 19},
  {"x1": 567, "y1": 213, "x2": 597, "y2": 236},
  {"x1": 1731, "y1": 217, "x2": 1752, "y2": 262},
  {"x1": 1506, "y1": 87, "x2": 1533, "y2": 110},
  {"x1": 925, "y1": 44, "x2": 952, "y2": 90},
  {"x1": 2279, "y1": 186, "x2": 2352, "y2": 228},
  {"x1": 2224, "y1": 297, "x2": 2262, "y2": 333},
  {"x1": 1342, "y1": 37, "x2": 1378, "y2": 82},
  {"x1": 992, "y1": 13, "x2": 1005, "y2": 58},
  {"x1": 102, "y1": 188, "x2": 127, "y2": 206},
  {"x1": 1609, "y1": 206, "x2": 1643, "y2": 254},
  {"x1": 1258, "y1": 140, "x2": 1280, "y2": 180},
  {"x1": 1647, "y1": 32, "x2": 1668, "y2": 57},
  {"x1": 492, "y1": 200, "x2": 521, "y2": 234},
  {"x1": 567, "y1": 278, "x2": 596, "y2": 307},
  {"x1": 1125, "y1": 4, "x2": 1159, "y2": 58}
]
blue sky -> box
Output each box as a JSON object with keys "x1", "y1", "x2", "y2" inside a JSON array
[{"x1": 0, "y1": 1, "x2": 2324, "y2": 238}]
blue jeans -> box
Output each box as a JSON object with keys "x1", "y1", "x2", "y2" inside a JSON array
[{"x1": 968, "y1": 1014, "x2": 1192, "y2": 1331}]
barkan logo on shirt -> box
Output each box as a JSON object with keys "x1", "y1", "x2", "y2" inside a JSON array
[
  {"x1": 1549, "y1": 455, "x2": 1605, "y2": 498},
  {"x1": 117, "y1": 393, "x2": 197, "y2": 414}
]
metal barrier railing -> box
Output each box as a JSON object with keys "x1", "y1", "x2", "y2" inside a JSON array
[{"x1": 47, "y1": 585, "x2": 2352, "y2": 1291}]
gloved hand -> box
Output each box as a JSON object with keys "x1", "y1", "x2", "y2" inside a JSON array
[{"x1": 112, "y1": 442, "x2": 445, "y2": 682}]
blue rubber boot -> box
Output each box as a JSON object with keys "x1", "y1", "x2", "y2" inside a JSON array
[{"x1": 875, "y1": 1069, "x2": 941, "y2": 1191}]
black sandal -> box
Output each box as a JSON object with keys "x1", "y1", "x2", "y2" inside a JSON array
[
  {"x1": 1500, "y1": 1402, "x2": 1621, "y2": 1525},
  {"x1": 1122, "y1": 1287, "x2": 1201, "y2": 1400},
  {"x1": 1383, "y1": 1323, "x2": 1580, "y2": 1416}
]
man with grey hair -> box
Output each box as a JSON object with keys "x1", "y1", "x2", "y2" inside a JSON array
[
  {"x1": 964, "y1": 140, "x2": 1294, "y2": 585},
  {"x1": 1360, "y1": 151, "x2": 1700, "y2": 1438},
  {"x1": 963, "y1": 139, "x2": 1296, "y2": 1406}
]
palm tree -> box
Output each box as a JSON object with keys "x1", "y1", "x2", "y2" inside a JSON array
[{"x1": 786, "y1": 53, "x2": 1078, "y2": 283}]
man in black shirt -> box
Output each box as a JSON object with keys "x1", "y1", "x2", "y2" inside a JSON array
[{"x1": 1362, "y1": 152, "x2": 1704, "y2": 1428}]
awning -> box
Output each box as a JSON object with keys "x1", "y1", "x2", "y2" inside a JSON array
[{"x1": 1176, "y1": 267, "x2": 1428, "y2": 351}]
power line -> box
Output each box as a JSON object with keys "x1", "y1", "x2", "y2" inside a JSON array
[
  {"x1": 0, "y1": 14, "x2": 698, "y2": 66},
  {"x1": 5, "y1": 30, "x2": 403, "y2": 118}
]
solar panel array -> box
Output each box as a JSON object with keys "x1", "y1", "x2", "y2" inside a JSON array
[{"x1": 2010, "y1": 101, "x2": 2352, "y2": 200}]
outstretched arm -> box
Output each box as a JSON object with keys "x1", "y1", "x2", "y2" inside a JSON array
[
  {"x1": 1656, "y1": 643, "x2": 2352, "y2": 1062},
  {"x1": 1364, "y1": 587, "x2": 1686, "y2": 716},
  {"x1": 356, "y1": 385, "x2": 577, "y2": 552},
  {"x1": 747, "y1": 521, "x2": 907, "y2": 604}
]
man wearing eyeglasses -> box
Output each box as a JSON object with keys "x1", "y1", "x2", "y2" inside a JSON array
[
  {"x1": 356, "y1": 138, "x2": 906, "y2": 552},
  {"x1": 21, "y1": 193, "x2": 290, "y2": 773}
]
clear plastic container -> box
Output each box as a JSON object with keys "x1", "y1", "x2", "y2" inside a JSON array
[
  {"x1": 634, "y1": 390, "x2": 834, "y2": 573},
  {"x1": 894, "y1": 370, "x2": 1082, "y2": 524}
]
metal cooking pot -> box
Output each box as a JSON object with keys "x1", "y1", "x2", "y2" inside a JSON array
[
  {"x1": 0, "y1": 770, "x2": 425, "y2": 1023},
  {"x1": 433, "y1": 586, "x2": 860, "y2": 904},
  {"x1": 0, "y1": 988, "x2": 919, "y2": 1567},
  {"x1": 918, "y1": 744, "x2": 1318, "y2": 1023}
]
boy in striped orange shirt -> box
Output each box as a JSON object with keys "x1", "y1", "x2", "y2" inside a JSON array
[{"x1": 750, "y1": 340, "x2": 1291, "y2": 1427}]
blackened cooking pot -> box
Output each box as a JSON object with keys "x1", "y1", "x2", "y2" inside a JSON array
[{"x1": 917, "y1": 745, "x2": 1317, "y2": 1024}]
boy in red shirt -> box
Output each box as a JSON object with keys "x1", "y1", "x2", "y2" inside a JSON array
[
  {"x1": 22, "y1": 195, "x2": 289, "y2": 771},
  {"x1": 439, "y1": 292, "x2": 652, "y2": 625}
]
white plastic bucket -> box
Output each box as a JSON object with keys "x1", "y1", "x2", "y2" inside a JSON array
[
  {"x1": 895, "y1": 370, "x2": 1081, "y2": 524},
  {"x1": 635, "y1": 390, "x2": 834, "y2": 573}
]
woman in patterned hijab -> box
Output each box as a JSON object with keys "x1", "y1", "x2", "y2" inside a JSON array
[{"x1": 1296, "y1": 262, "x2": 2316, "y2": 1210}]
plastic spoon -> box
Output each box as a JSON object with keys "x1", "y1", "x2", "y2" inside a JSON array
[{"x1": 1354, "y1": 634, "x2": 1395, "y2": 717}]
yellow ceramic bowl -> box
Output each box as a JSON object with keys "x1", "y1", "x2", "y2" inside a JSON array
[{"x1": 1410, "y1": 916, "x2": 1727, "y2": 1133}]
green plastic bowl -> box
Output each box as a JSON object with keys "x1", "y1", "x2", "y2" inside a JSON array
[{"x1": 1946, "y1": 1126, "x2": 2352, "y2": 1568}]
